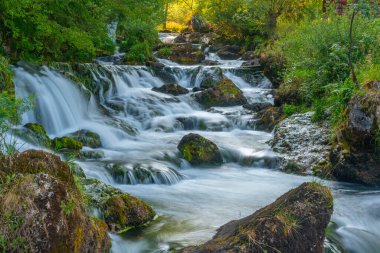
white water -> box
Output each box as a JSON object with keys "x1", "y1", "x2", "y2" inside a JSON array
[{"x1": 13, "y1": 60, "x2": 380, "y2": 253}]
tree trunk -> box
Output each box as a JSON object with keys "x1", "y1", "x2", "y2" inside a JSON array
[
  {"x1": 348, "y1": 9, "x2": 359, "y2": 87},
  {"x1": 163, "y1": 1, "x2": 169, "y2": 30}
]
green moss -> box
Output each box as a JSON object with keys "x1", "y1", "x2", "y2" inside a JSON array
[
  {"x1": 24, "y1": 123, "x2": 51, "y2": 147},
  {"x1": 156, "y1": 47, "x2": 173, "y2": 58},
  {"x1": 52, "y1": 137, "x2": 83, "y2": 151},
  {"x1": 308, "y1": 181, "x2": 334, "y2": 209}
]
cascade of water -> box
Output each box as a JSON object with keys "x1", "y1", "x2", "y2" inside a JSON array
[{"x1": 12, "y1": 58, "x2": 380, "y2": 253}]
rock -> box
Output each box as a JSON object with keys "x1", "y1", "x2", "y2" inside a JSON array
[
  {"x1": 159, "y1": 44, "x2": 205, "y2": 65},
  {"x1": 13, "y1": 123, "x2": 51, "y2": 147},
  {"x1": 254, "y1": 106, "x2": 283, "y2": 131},
  {"x1": 145, "y1": 61, "x2": 165, "y2": 69},
  {"x1": 199, "y1": 67, "x2": 224, "y2": 89},
  {"x1": 81, "y1": 178, "x2": 155, "y2": 233},
  {"x1": 274, "y1": 80, "x2": 303, "y2": 106},
  {"x1": 241, "y1": 51, "x2": 258, "y2": 61},
  {"x1": 260, "y1": 52, "x2": 286, "y2": 89},
  {"x1": 331, "y1": 91, "x2": 380, "y2": 185},
  {"x1": 190, "y1": 15, "x2": 210, "y2": 33},
  {"x1": 194, "y1": 78, "x2": 247, "y2": 108},
  {"x1": 174, "y1": 32, "x2": 202, "y2": 44},
  {"x1": 80, "y1": 150, "x2": 105, "y2": 160},
  {"x1": 105, "y1": 118, "x2": 138, "y2": 136},
  {"x1": 201, "y1": 60, "x2": 219, "y2": 66},
  {"x1": 51, "y1": 136, "x2": 84, "y2": 151},
  {"x1": 363, "y1": 80, "x2": 380, "y2": 90},
  {"x1": 241, "y1": 59, "x2": 260, "y2": 67},
  {"x1": 71, "y1": 130, "x2": 102, "y2": 148},
  {"x1": 217, "y1": 45, "x2": 242, "y2": 60},
  {"x1": 243, "y1": 102, "x2": 273, "y2": 112},
  {"x1": 103, "y1": 194, "x2": 155, "y2": 233},
  {"x1": 179, "y1": 182, "x2": 333, "y2": 253},
  {"x1": 178, "y1": 133, "x2": 223, "y2": 166},
  {"x1": 152, "y1": 83, "x2": 189, "y2": 96},
  {"x1": 0, "y1": 151, "x2": 111, "y2": 253},
  {"x1": 271, "y1": 112, "x2": 332, "y2": 176}
]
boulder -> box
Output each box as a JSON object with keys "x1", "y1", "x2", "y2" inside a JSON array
[
  {"x1": 179, "y1": 182, "x2": 333, "y2": 253},
  {"x1": 331, "y1": 91, "x2": 380, "y2": 185},
  {"x1": 174, "y1": 32, "x2": 202, "y2": 44},
  {"x1": 0, "y1": 151, "x2": 111, "y2": 253},
  {"x1": 243, "y1": 102, "x2": 273, "y2": 112},
  {"x1": 81, "y1": 178, "x2": 155, "y2": 233},
  {"x1": 13, "y1": 123, "x2": 51, "y2": 147},
  {"x1": 178, "y1": 133, "x2": 223, "y2": 166},
  {"x1": 190, "y1": 15, "x2": 210, "y2": 33},
  {"x1": 241, "y1": 51, "x2": 258, "y2": 61},
  {"x1": 152, "y1": 83, "x2": 189, "y2": 96},
  {"x1": 217, "y1": 45, "x2": 242, "y2": 60},
  {"x1": 145, "y1": 61, "x2": 165, "y2": 69},
  {"x1": 194, "y1": 78, "x2": 247, "y2": 108},
  {"x1": 260, "y1": 52, "x2": 286, "y2": 89},
  {"x1": 254, "y1": 106, "x2": 283, "y2": 131},
  {"x1": 199, "y1": 67, "x2": 224, "y2": 89},
  {"x1": 51, "y1": 136, "x2": 84, "y2": 151},
  {"x1": 158, "y1": 44, "x2": 205, "y2": 65},
  {"x1": 71, "y1": 130, "x2": 102, "y2": 148},
  {"x1": 271, "y1": 112, "x2": 332, "y2": 176}
]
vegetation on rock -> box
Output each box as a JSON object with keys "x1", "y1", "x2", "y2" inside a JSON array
[
  {"x1": 178, "y1": 133, "x2": 223, "y2": 166},
  {"x1": 179, "y1": 182, "x2": 333, "y2": 253}
]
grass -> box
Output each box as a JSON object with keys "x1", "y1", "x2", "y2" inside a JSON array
[{"x1": 274, "y1": 209, "x2": 301, "y2": 236}]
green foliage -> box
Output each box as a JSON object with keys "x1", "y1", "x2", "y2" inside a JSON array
[
  {"x1": 124, "y1": 42, "x2": 151, "y2": 64},
  {"x1": 0, "y1": 56, "x2": 13, "y2": 93},
  {"x1": 156, "y1": 47, "x2": 173, "y2": 58},
  {"x1": 0, "y1": 92, "x2": 32, "y2": 156},
  {"x1": 61, "y1": 200, "x2": 75, "y2": 215},
  {"x1": 282, "y1": 104, "x2": 298, "y2": 117},
  {"x1": 0, "y1": 0, "x2": 116, "y2": 63}
]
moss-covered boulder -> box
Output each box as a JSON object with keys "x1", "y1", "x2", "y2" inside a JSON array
[
  {"x1": 0, "y1": 151, "x2": 111, "y2": 253},
  {"x1": 194, "y1": 78, "x2": 247, "y2": 108},
  {"x1": 179, "y1": 182, "x2": 333, "y2": 253},
  {"x1": 71, "y1": 130, "x2": 102, "y2": 148},
  {"x1": 178, "y1": 133, "x2": 223, "y2": 166},
  {"x1": 52, "y1": 137, "x2": 84, "y2": 151},
  {"x1": 13, "y1": 123, "x2": 51, "y2": 147},
  {"x1": 103, "y1": 194, "x2": 155, "y2": 233},
  {"x1": 331, "y1": 91, "x2": 380, "y2": 185},
  {"x1": 81, "y1": 178, "x2": 155, "y2": 233},
  {"x1": 157, "y1": 44, "x2": 205, "y2": 65},
  {"x1": 216, "y1": 45, "x2": 242, "y2": 60},
  {"x1": 152, "y1": 83, "x2": 189, "y2": 96}
]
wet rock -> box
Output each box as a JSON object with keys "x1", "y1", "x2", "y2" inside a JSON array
[
  {"x1": 174, "y1": 32, "x2": 202, "y2": 44},
  {"x1": 217, "y1": 45, "x2": 242, "y2": 60},
  {"x1": 105, "y1": 118, "x2": 138, "y2": 136},
  {"x1": 271, "y1": 112, "x2": 332, "y2": 176},
  {"x1": 199, "y1": 67, "x2": 224, "y2": 89},
  {"x1": 13, "y1": 123, "x2": 51, "y2": 147},
  {"x1": 159, "y1": 44, "x2": 205, "y2": 65},
  {"x1": 260, "y1": 52, "x2": 286, "y2": 89},
  {"x1": 80, "y1": 150, "x2": 105, "y2": 160},
  {"x1": 71, "y1": 130, "x2": 102, "y2": 148},
  {"x1": 0, "y1": 151, "x2": 111, "y2": 253},
  {"x1": 331, "y1": 91, "x2": 380, "y2": 185},
  {"x1": 201, "y1": 60, "x2": 219, "y2": 66},
  {"x1": 243, "y1": 102, "x2": 272, "y2": 112},
  {"x1": 178, "y1": 133, "x2": 223, "y2": 166},
  {"x1": 179, "y1": 182, "x2": 333, "y2": 253},
  {"x1": 241, "y1": 59, "x2": 261, "y2": 67},
  {"x1": 82, "y1": 178, "x2": 155, "y2": 233},
  {"x1": 152, "y1": 83, "x2": 189, "y2": 96},
  {"x1": 145, "y1": 61, "x2": 165, "y2": 69},
  {"x1": 194, "y1": 78, "x2": 247, "y2": 108},
  {"x1": 51, "y1": 136, "x2": 83, "y2": 151},
  {"x1": 254, "y1": 106, "x2": 283, "y2": 131}
]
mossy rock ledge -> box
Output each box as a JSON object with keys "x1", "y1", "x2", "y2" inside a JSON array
[
  {"x1": 82, "y1": 178, "x2": 155, "y2": 233},
  {"x1": 179, "y1": 182, "x2": 333, "y2": 253},
  {"x1": 51, "y1": 136, "x2": 84, "y2": 151},
  {"x1": 152, "y1": 83, "x2": 189, "y2": 96},
  {"x1": 178, "y1": 133, "x2": 223, "y2": 166},
  {"x1": 70, "y1": 129, "x2": 102, "y2": 148},
  {"x1": 13, "y1": 123, "x2": 51, "y2": 148},
  {"x1": 331, "y1": 91, "x2": 380, "y2": 186},
  {"x1": 194, "y1": 78, "x2": 247, "y2": 108},
  {"x1": 0, "y1": 150, "x2": 110, "y2": 253}
]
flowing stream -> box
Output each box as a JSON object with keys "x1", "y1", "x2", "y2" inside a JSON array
[{"x1": 12, "y1": 46, "x2": 380, "y2": 253}]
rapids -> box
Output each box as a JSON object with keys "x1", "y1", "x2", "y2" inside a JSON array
[{"x1": 12, "y1": 44, "x2": 380, "y2": 253}]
